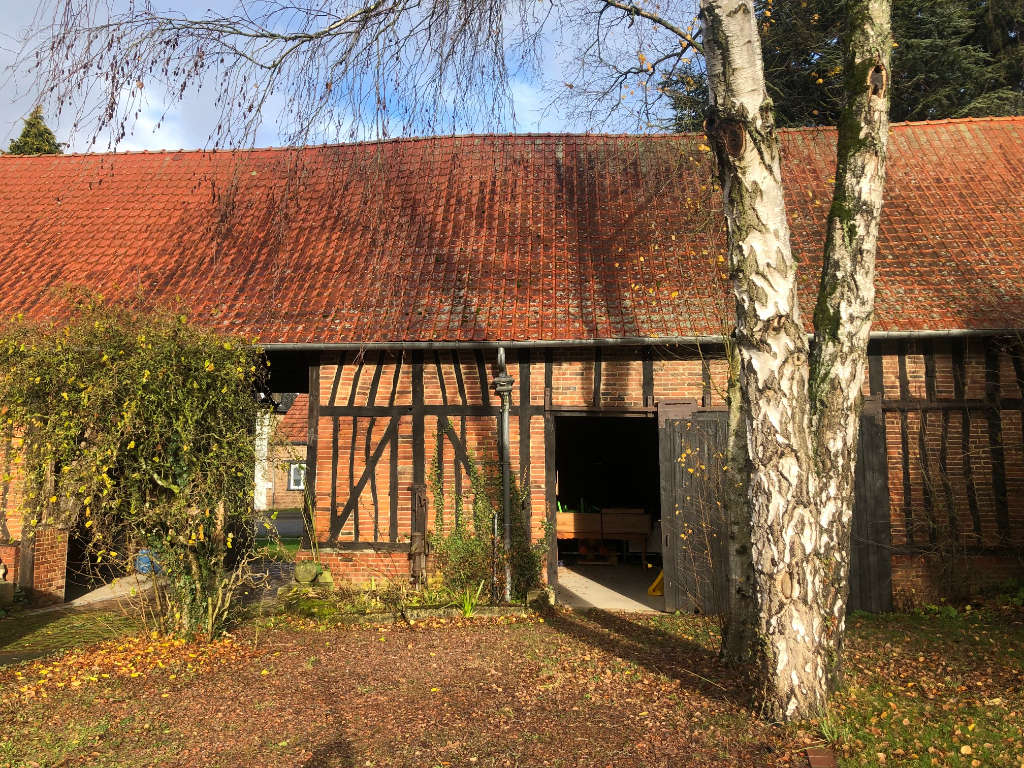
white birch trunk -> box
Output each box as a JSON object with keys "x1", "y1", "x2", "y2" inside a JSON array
[
  {"x1": 700, "y1": 0, "x2": 825, "y2": 721},
  {"x1": 808, "y1": 0, "x2": 891, "y2": 687},
  {"x1": 701, "y1": 0, "x2": 891, "y2": 720}
]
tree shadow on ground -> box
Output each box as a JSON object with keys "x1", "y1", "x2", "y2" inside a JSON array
[
  {"x1": 301, "y1": 735, "x2": 356, "y2": 768},
  {"x1": 539, "y1": 606, "x2": 752, "y2": 709}
]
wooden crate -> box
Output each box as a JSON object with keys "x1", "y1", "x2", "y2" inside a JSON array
[
  {"x1": 601, "y1": 508, "x2": 650, "y2": 538},
  {"x1": 555, "y1": 512, "x2": 602, "y2": 539}
]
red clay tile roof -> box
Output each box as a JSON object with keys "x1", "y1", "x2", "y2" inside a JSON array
[
  {"x1": 1, "y1": 116, "x2": 1022, "y2": 344},
  {"x1": 277, "y1": 394, "x2": 308, "y2": 444}
]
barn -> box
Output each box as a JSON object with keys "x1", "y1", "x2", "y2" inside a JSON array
[{"x1": 1, "y1": 116, "x2": 1023, "y2": 610}]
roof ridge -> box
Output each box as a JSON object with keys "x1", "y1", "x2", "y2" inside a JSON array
[
  {"x1": 0, "y1": 132, "x2": 695, "y2": 160},
  {"x1": 1, "y1": 114, "x2": 1020, "y2": 159}
]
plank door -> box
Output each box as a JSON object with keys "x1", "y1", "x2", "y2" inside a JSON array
[
  {"x1": 658, "y1": 400, "x2": 892, "y2": 616},
  {"x1": 848, "y1": 400, "x2": 893, "y2": 613},
  {"x1": 658, "y1": 404, "x2": 729, "y2": 614}
]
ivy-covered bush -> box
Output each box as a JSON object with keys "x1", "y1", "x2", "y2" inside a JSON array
[
  {"x1": 0, "y1": 298, "x2": 272, "y2": 638},
  {"x1": 428, "y1": 430, "x2": 546, "y2": 601}
]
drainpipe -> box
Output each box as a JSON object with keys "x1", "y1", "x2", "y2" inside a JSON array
[{"x1": 491, "y1": 347, "x2": 515, "y2": 604}]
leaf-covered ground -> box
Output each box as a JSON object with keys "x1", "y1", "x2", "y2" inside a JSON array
[
  {"x1": 833, "y1": 608, "x2": 1024, "y2": 767},
  {"x1": 1, "y1": 605, "x2": 1021, "y2": 768}
]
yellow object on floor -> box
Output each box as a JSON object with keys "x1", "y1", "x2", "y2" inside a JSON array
[{"x1": 647, "y1": 569, "x2": 664, "y2": 596}]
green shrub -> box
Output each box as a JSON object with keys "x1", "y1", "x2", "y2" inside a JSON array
[
  {"x1": 427, "y1": 424, "x2": 546, "y2": 602},
  {"x1": 430, "y1": 524, "x2": 494, "y2": 595},
  {"x1": 0, "y1": 297, "x2": 273, "y2": 639}
]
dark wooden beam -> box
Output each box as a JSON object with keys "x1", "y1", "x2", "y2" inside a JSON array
[
  {"x1": 303, "y1": 362, "x2": 320, "y2": 548},
  {"x1": 327, "y1": 352, "x2": 345, "y2": 407},
  {"x1": 319, "y1": 541, "x2": 410, "y2": 553},
  {"x1": 474, "y1": 350, "x2": 491, "y2": 406},
  {"x1": 412, "y1": 352, "x2": 425, "y2": 488},
  {"x1": 319, "y1": 404, "x2": 546, "y2": 417},
  {"x1": 434, "y1": 350, "x2": 448, "y2": 406},
  {"x1": 544, "y1": 349, "x2": 557, "y2": 587},
  {"x1": 348, "y1": 416, "x2": 359, "y2": 541},
  {"x1": 897, "y1": 343, "x2": 911, "y2": 401},
  {"x1": 545, "y1": 405, "x2": 656, "y2": 415},
  {"x1": 899, "y1": 409, "x2": 913, "y2": 546},
  {"x1": 346, "y1": 357, "x2": 364, "y2": 407},
  {"x1": 329, "y1": 416, "x2": 340, "y2": 538},
  {"x1": 938, "y1": 409, "x2": 959, "y2": 541},
  {"x1": 389, "y1": 352, "x2": 403, "y2": 542},
  {"x1": 363, "y1": 356, "x2": 384, "y2": 541},
  {"x1": 453, "y1": 350, "x2": 468, "y2": 405},
  {"x1": 952, "y1": 340, "x2": 983, "y2": 538},
  {"x1": 881, "y1": 399, "x2": 1024, "y2": 411},
  {"x1": 701, "y1": 358, "x2": 712, "y2": 408},
  {"x1": 868, "y1": 352, "x2": 884, "y2": 397},
  {"x1": 985, "y1": 341, "x2": 1011, "y2": 542},
  {"x1": 917, "y1": 411, "x2": 937, "y2": 543},
  {"x1": 924, "y1": 339, "x2": 937, "y2": 401},
  {"x1": 642, "y1": 352, "x2": 654, "y2": 407}
]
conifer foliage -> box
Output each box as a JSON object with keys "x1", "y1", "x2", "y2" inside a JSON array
[{"x1": 7, "y1": 106, "x2": 64, "y2": 155}]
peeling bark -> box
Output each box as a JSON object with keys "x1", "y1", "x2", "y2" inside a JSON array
[
  {"x1": 700, "y1": 0, "x2": 891, "y2": 720},
  {"x1": 701, "y1": 0, "x2": 822, "y2": 721},
  {"x1": 808, "y1": 0, "x2": 891, "y2": 690}
]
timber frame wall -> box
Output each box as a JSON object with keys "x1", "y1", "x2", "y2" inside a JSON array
[
  {"x1": 299, "y1": 346, "x2": 726, "y2": 584},
  {"x1": 873, "y1": 337, "x2": 1024, "y2": 604},
  {"x1": 300, "y1": 338, "x2": 1024, "y2": 602},
  {"x1": 3, "y1": 337, "x2": 1021, "y2": 605}
]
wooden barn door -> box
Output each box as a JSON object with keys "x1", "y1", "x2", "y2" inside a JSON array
[
  {"x1": 658, "y1": 403, "x2": 729, "y2": 614},
  {"x1": 658, "y1": 398, "x2": 892, "y2": 616},
  {"x1": 848, "y1": 399, "x2": 893, "y2": 613}
]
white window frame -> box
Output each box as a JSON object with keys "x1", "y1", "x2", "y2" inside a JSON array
[{"x1": 287, "y1": 461, "x2": 306, "y2": 491}]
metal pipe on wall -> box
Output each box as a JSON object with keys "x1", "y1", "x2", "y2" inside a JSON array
[{"x1": 492, "y1": 347, "x2": 515, "y2": 604}]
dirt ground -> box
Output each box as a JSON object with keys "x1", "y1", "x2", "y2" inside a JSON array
[{"x1": 1, "y1": 605, "x2": 1022, "y2": 768}]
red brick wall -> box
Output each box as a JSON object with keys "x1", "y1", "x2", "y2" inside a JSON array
[
  {"x1": 310, "y1": 349, "x2": 731, "y2": 560},
  {"x1": 1, "y1": 432, "x2": 27, "y2": 542},
  {"x1": 0, "y1": 529, "x2": 68, "y2": 603},
  {"x1": 891, "y1": 552, "x2": 1023, "y2": 609},
  {"x1": 310, "y1": 342, "x2": 1024, "y2": 602},
  {"x1": 30, "y1": 527, "x2": 69, "y2": 604},
  {"x1": 296, "y1": 548, "x2": 410, "y2": 587},
  {"x1": 882, "y1": 340, "x2": 1024, "y2": 554}
]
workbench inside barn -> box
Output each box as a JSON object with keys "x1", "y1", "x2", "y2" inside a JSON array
[{"x1": 555, "y1": 508, "x2": 651, "y2": 565}]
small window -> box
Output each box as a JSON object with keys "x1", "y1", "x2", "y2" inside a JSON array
[{"x1": 287, "y1": 462, "x2": 306, "y2": 491}]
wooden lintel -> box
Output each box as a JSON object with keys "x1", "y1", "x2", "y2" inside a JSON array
[{"x1": 546, "y1": 405, "x2": 656, "y2": 416}]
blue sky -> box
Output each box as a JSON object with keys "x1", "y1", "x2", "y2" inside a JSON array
[{"x1": 0, "y1": 0, "x2": 575, "y2": 152}]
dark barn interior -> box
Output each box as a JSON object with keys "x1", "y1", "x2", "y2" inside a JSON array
[{"x1": 553, "y1": 416, "x2": 664, "y2": 607}]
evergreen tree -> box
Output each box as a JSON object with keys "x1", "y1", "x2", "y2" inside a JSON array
[
  {"x1": 667, "y1": 0, "x2": 1024, "y2": 129},
  {"x1": 7, "y1": 106, "x2": 64, "y2": 155}
]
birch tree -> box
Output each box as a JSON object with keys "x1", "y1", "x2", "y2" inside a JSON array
[
  {"x1": 14, "y1": 0, "x2": 891, "y2": 720},
  {"x1": 701, "y1": 0, "x2": 891, "y2": 719}
]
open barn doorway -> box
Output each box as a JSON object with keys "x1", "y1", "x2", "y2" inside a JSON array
[{"x1": 553, "y1": 415, "x2": 664, "y2": 611}]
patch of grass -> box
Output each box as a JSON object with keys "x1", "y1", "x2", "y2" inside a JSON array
[
  {"x1": 827, "y1": 608, "x2": 1024, "y2": 767},
  {"x1": 0, "y1": 610, "x2": 136, "y2": 661},
  {"x1": 0, "y1": 712, "x2": 115, "y2": 765},
  {"x1": 279, "y1": 581, "x2": 459, "y2": 623},
  {"x1": 257, "y1": 536, "x2": 301, "y2": 561}
]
